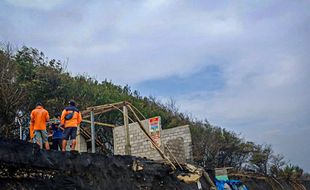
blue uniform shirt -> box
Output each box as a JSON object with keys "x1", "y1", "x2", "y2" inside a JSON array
[{"x1": 51, "y1": 119, "x2": 63, "y2": 139}]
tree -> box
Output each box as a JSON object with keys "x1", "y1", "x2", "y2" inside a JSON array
[
  {"x1": 0, "y1": 44, "x2": 25, "y2": 138},
  {"x1": 15, "y1": 46, "x2": 64, "y2": 114},
  {"x1": 281, "y1": 164, "x2": 303, "y2": 180},
  {"x1": 249, "y1": 144, "x2": 273, "y2": 175},
  {"x1": 270, "y1": 154, "x2": 286, "y2": 177}
]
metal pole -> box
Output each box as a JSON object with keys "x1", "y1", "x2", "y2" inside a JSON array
[
  {"x1": 123, "y1": 105, "x2": 131, "y2": 155},
  {"x1": 18, "y1": 118, "x2": 22, "y2": 140},
  {"x1": 91, "y1": 111, "x2": 95, "y2": 153}
]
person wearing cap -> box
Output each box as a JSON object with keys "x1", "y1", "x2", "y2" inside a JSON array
[
  {"x1": 30, "y1": 102, "x2": 50, "y2": 150},
  {"x1": 60, "y1": 100, "x2": 82, "y2": 151},
  {"x1": 50, "y1": 114, "x2": 63, "y2": 150}
]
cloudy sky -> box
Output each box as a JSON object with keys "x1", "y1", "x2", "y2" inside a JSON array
[{"x1": 1, "y1": 0, "x2": 309, "y2": 171}]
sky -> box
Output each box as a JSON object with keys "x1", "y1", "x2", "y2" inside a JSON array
[{"x1": 0, "y1": 0, "x2": 309, "y2": 171}]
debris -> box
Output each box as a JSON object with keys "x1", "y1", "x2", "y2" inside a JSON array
[
  {"x1": 0, "y1": 138, "x2": 205, "y2": 189},
  {"x1": 177, "y1": 173, "x2": 201, "y2": 184},
  {"x1": 132, "y1": 159, "x2": 144, "y2": 172}
]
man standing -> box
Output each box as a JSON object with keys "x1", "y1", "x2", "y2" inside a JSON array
[
  {"x1": 50, "y1": 114, "x2": 63, "y2": 150},
  {"x1": 31, "y1": 102, "x2": 50, "y2": 150},
  {"x1": 61, "y1": 100, "x2": 82, "y2": 152},
  {"x1": 29, "y1": 122, "x2": 34, "y2": 142}
]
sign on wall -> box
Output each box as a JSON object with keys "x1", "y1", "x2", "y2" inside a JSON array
[{"x1": 149, "y1": 116, "x2": 161, "y2": 147}]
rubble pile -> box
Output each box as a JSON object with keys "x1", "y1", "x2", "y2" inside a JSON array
[{"x1": 0, "y1": 139, "x2": 205, "y2": 190}]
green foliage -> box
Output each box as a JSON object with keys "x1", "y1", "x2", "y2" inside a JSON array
[
  {"x1": 280, "y1": 164, "x2": 303, "y2": 180},
  {"x1": 270, "y1": 154, "x2": 286, "y2": 178},
  {"x1": 249, "y1": 144, "x2": 273, "y2": 175},
  {"x1": 190, "y1": 121, "x2": 256, "y2": 170},
  {"x1": 14, "y1": 46, "x2": 65, "y2": 113}
]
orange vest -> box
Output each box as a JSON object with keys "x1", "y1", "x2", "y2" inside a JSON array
[
  {"x1": 30, "y1": 106, "x2": 49, "y2": 131},
  {"x1": 61, "y1": 108, "x2": 82, "y2": 128}
]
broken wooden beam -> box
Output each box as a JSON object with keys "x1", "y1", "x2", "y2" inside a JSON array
[{"x1": 82, "y1": 120, "x2": 116, "y2": 128}]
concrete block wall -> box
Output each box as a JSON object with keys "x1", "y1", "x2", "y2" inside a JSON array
[
  {"x1": 113, "y1": 119, "x2": 193, "y2": 163},
  {"x1": 113, "y1": 120, "x2": 162, "y2": 160},
  {"x1": 161, "y1": 125, "x2": 193, "y2": 163},
  {"x1": 164, "y1": 137, "x2": 186, "y2": 164}
]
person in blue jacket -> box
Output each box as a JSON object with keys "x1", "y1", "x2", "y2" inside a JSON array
[{"x1": 50, "y1": 114, "x2": 63, "y2": 150}]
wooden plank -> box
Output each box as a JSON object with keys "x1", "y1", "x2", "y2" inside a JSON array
[
  {"x1": 82, "y1": 107, "x2": 123, "y2": 119},
  {"x1": 82, "y1": 120, "x2": 116, "y2": 128},
  {"x1": 86, "y1": 101, "x2": 128, "y2": 111},
  {"x1": 80, "y1": 127, "x2": 105, "y2": 147}
]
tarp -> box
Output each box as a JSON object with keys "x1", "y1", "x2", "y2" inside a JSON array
[
  {"x1": 215, "y1": 168, "x2": 229, "y2": 181},
  {"x1": 216, "y1": 179, "x2": 248, "y2": 190}
]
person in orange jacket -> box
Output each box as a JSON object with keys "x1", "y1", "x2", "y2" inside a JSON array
[
  {"x1": 61, "y1": 100, "x2": 82, "y2": 152},
  {"x1": 30, "y1": 102, "x2": 50, "y2": 150},
  {"x1": 29, "y1": 122, "x2": 34, "y2": 142}
]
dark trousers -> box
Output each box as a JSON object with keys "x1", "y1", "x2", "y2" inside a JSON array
[{"x1": 52, "y1": 138, "x2": 62, "y2": 151}]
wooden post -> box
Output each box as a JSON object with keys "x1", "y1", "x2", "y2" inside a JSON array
[
  {"x1": 91, "y1": 111, "x2": 95, "y2": 153},
  {"x1": 123, "y1": 105, "x2": 131, "y2": 155},
  {"x1": 127, "y1": 105, "x2": 176, "y2": 170}
]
